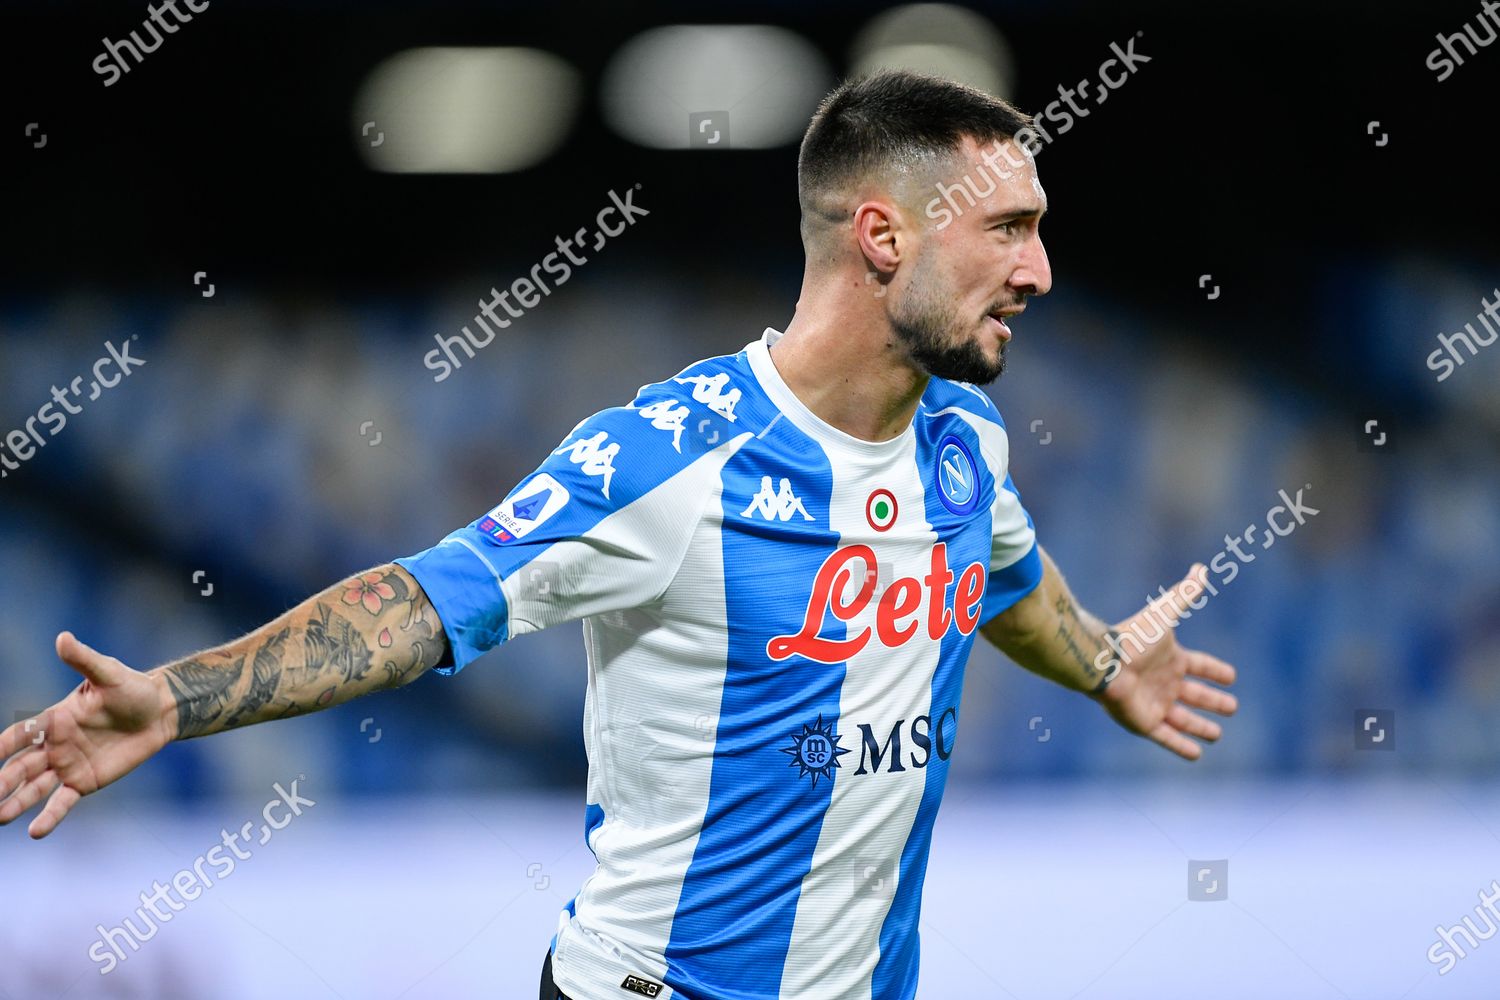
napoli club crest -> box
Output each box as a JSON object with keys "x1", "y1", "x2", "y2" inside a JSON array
[{"x1": 935, "y1": 434, "x2": 979, "y2": 516}]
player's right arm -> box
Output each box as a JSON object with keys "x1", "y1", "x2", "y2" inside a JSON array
[{"x1": 0, "y1": 563, "x2": 447, "y2": 840}]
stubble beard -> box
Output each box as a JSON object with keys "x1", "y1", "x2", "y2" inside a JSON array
[{"x1": 889, "y1": 252, "x2": 1007, "y2": 385}]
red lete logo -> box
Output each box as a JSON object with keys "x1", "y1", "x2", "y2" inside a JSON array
[{"x1": 767, "y1": 543, "x2": 985, "y2": 663}]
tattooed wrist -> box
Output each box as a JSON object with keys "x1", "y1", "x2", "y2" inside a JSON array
[
  {"x1": 162, "y1": 652, "x2": 245, "y2": 740},
  {"x1": 1089, "y1": 628, "x2": 1123, "y2": 695}
]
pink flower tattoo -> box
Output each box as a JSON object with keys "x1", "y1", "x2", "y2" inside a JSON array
[{"x1": 343, "y1": 572, "x2": 397, "y2": 615}]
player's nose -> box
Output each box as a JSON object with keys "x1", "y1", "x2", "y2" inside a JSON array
[{"x1": 1009, "y1": 236, "x2": 1052, "y2": 297}]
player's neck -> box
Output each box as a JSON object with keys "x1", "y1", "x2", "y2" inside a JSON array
[{"x1": 774, "y1": 291, "x2": 929, "y2": 444}]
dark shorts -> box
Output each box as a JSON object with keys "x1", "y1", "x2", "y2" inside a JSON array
[{"x1": 540, "y1": 948, "x2": 576, "y2": 1000}]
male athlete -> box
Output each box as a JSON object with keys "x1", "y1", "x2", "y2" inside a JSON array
[{"x1": 0, "y1": 71, "x2": 1237, "y2": 999}]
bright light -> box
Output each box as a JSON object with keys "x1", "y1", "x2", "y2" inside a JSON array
[
  {"x1": 850, "y1": 4, "x2": 1015, "y2": 98},
  {"x1": 354, "y1": 47, "x2": 581, "y2": 173},
  {"x1": 602, "y1": 25, "x2": 832, "y2": 149}
]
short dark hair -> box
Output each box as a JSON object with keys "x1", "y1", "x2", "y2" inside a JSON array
[{"x1": 797, "y1": 69, "x2": 1032, "y2": 235}]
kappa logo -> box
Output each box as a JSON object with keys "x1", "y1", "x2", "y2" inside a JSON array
[
  {"x1": 553, "y1": 431, "x2": 620, "y2": 498},
  {"x1": 673, "y1": 372, "x2": 741, "y2": 421},
  {"x1": 741, "y1": 476, "x2": 813, "y2": 522},
  {"x1": 479, "y1": 473, "x2": 570, "y2": 542},
  {"x1": 636, "y1": 398, "x2": 689, "y2": 452}
]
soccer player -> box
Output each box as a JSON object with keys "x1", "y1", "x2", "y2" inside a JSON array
[{"x1": 0, "y1": 70, "x2": 1237, "y2": 999}]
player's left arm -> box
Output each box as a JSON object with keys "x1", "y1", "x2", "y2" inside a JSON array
[{"x1": 980, "y1": 545, "x2": 1238, "y2": 761}]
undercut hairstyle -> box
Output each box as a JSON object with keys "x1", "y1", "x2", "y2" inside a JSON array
[{"x1": 797, "y1": 69, "x2": 1033, "y2": 250}]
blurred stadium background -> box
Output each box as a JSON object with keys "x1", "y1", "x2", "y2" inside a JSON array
[{"x1": 3, "y1": 1, "x2": 1499, "y2": 997}]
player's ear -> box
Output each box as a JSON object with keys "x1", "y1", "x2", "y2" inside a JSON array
[{"x1": 853, "y1": 200, "x2": 902, "y2": 276}]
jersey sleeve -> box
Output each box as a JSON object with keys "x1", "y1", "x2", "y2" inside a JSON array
[
  {"x1": 981, "y1": 469, "x2": 1043, "y2": 625},
  {"x1": 395, "y1": 385, "x2": 743, "y2": 674},
  {"x1": 941, "y1": 396, "x2": 1043, "y2": 626}
]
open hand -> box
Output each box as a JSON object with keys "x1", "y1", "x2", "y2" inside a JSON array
[
  {"x1": 0, "y1": 632, "x2": 173, "y2": 838},
  {"x1": 1091, "y1": 565, "x2": 1239, "y2": 761}
]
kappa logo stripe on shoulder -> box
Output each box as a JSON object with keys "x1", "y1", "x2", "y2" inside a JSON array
[
  {"x1": 552, "y1": 429, "x2": 621, "y2": 498},
  {"x1": 673, "y1": 370, "x2": 741, "y2": 422},
  {"x1": 634, "y1": 398, "x2": 690, "y2": 452},
  {"x1": 630, "y1": 393, "x2": 735, "y2": 458},
  {"x1": 555, "y1": 389, "x2": 725, "y2": 506},
  {"x1": 631, "y1": 354, "x2": 765, "y2": 455}
]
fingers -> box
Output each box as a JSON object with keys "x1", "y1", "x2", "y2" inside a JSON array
[
  {"x1": 29, "y1": 784, "x2": 81, "y2": 839},
  {"x1": 1144, "y1": 563, "x2": 1209, "y2": 628},
  {"x1": 0, "y1": 713, "x2": 47, "y2": 761},
  {"x1": 0, "y1": 747, "x2": 49, "y2": 801},
  {"x1": 1180, "y1": 678, "x2": 1238, "y2": 716},
  {"x1": 1, "y1": 706, "x2": 59, "y2": 762},
  {"x1": 1148, "y1": 721, "x2": 1202, "y2": 761},
  {"x1": 1185, "y1": 649, "x2": 1237, "y2": 687},
  {"x1": 0, "y1": 771, "x2": 58, "y2": 826},
  {"x1": 0, "y1": 716, "x2": 31, "y2": 762},
  {"x1": 1149, "y1": 691, "x2": 1235, "y2": 761},
  {"x1": 56, "y1": 631, "x2": 124, "y2": 687},
  {"x1": 1167, "y1": 703, "x2": 1222, "y2": 742}
]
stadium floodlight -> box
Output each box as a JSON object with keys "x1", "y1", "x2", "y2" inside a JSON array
[
  {"x1": 850, "y1": 4, "x2": 1015, "y2": 99},
  {"x1": 601, "y1": 25, "x2": 832, "y2": 150},
  {"x1": 354, "y1": 47, "x2": 581, "y2": 174}
]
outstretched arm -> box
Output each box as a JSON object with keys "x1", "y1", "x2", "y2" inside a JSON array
[
  {"x1": 981, "y1": 546, "x2": 1238, "y2": 760},
  {"x1": 160, "y1": 564, "x2": 446, "y2": 737},
  {"x1": 0, "y1": 564, "x2": 447, "y2": 838}
]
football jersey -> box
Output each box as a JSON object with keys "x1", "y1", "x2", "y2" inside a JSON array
[{"x1": 395, "y1": 327, "x2": 1042, "y2": 1000}]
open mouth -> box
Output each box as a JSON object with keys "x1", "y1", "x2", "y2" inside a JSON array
[{"x1": 986, "y1": 307, "x2": 1022, "y2": 341}]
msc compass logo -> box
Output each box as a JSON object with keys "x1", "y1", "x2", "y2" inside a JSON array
[
  {"x1": 935, "y1": 434, "x2": 979, "y2": 515},
  {"x1": 781, "y1": 714, "x2": 850, "y2": 786}
]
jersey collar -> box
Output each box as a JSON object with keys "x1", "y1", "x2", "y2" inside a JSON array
[{"x1": 746, "y1": 328, "x2": 917, "y2": 459}]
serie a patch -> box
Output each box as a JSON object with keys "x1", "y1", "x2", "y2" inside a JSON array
[{"x1": 477, "y1": 473, "x2": 570, "y2": 542}]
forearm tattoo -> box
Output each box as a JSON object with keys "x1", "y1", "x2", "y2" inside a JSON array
[
  {"x1": 1053, "y1": 594, "x2": 1110, "y2": 687},
  {"x1": 161, "y1": 565, "x2": 448, "y2": 739},
  {"x1": 223, "y1": 628, "x2": 286, "y2": 729},
  {"x1": 163, "y1": 654, "x2": 245, "y2": 738}
]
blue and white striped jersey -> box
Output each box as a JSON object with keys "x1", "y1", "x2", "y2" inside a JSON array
[{"x1": 396, "y1": 327, "x2": 1042, "y2": 1000}]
